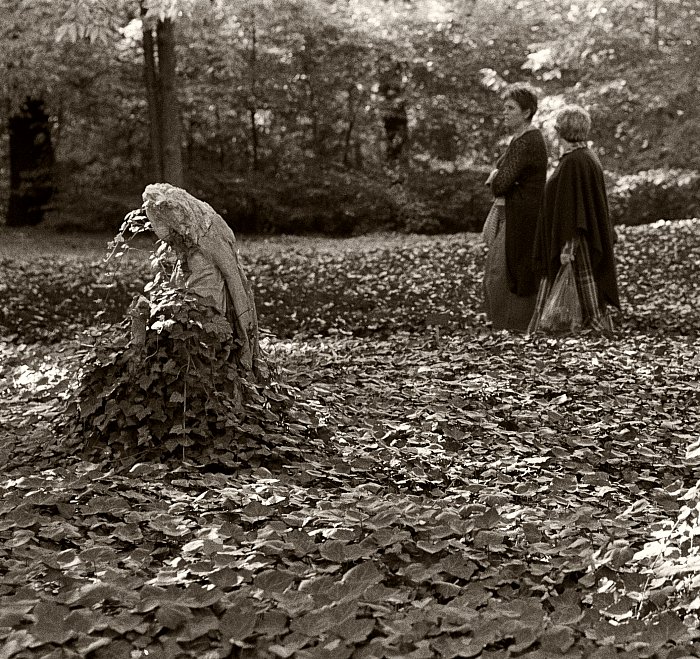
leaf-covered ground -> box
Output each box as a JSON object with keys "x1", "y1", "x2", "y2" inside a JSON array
[{"x1": 1, "y1": 221, "x2": 700, "y2": 658}]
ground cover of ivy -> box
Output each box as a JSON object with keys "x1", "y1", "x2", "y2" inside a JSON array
[{"x1": 1, "y1": 221, "x2": 700, "y2": 658}]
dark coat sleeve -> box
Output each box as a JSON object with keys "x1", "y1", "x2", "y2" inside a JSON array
[{"x1": 491, "y1": 138, "x2": 531, "y2": 198}]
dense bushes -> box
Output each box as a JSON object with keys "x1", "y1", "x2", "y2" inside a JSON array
[
  {"x1": 42, "y1": 162, "x2": 700, "y2": 237},
  {"x1": 379, "y1": 167, "x2": 491, "y2": 234},
  {"x1": 607, "y1": 169, "x2": 700, "y2": 226},
  {"x1": 189, "y1": 166, "x2": 395, "y2": 236},
  {"x1": 189, "y1": 164, "x2": 494, "y2": 236},
  {"x1": 198, "y1": 164, "x2": 700, "y2": 235}
]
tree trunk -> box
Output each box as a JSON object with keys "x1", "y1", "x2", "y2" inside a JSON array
[
  {"x1": 6, "y1": 97, "x2": 55, "y2": 226},
  {"x1": 379, "y1": 62, "x2": 409, "y2": 164},
  {"x1": 247, "y1": 15, "x2": 260, "y2": 171},
  {"x1": 215, "y1": 107, "x2": 225, "y2": 166},
  {"x1": 249, "y1": 109, "x2": 259, "y2": 171},
  {"x1": 342, "y1": 85, "x2": 358, "y2": 167},
  {"x1": 302, "y1": 35, "x2": 320, "y2": 156},
  {"x1": 142, "y1": 2, "x2": 163, "y2": 182},
  {"x1": 156, "y1": 18, "x2": 184, "y2": 186},
  {"x1": 653, "y1": 0, "x2": 660, "y2": 50}
]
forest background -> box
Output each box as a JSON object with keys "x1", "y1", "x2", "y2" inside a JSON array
[{"x1": 3, "y1": 0, "x2": 700, "y2": 235}]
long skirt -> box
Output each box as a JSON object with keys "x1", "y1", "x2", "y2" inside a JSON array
[
  {"x1": 483, "y1": 209, "x2": 537, "y2": 331},
  {"x1": 528, "y1": 237, "x2": 613, "y2": 334}
]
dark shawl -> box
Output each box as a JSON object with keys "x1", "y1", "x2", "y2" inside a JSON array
[
  {"x1": 533, "y1": 147, "x2": 620, "y2": 309},
  {"x1": 491, "y1": 128, "x2": 548, "y2": 296}
]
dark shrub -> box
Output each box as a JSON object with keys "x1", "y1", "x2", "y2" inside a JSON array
[
  {"x1": 402, "y1": 167, "x2": 493, "y2": 233},
  {"x1": 190, "y1": 164, "x2": 495, "y2": 236},
  {"x1": 190, "y1": 166, "x2": 396, "y2": 236},
  {"x1": 608, "y1": 169, "x2": 700, "y2": 225}
]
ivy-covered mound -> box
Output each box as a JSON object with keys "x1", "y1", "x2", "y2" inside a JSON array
[{"x1": 61, "y1": 216, "x2": 326, "y2": 471}]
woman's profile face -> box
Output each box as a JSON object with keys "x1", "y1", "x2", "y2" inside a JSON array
[{"x1": 503, "y1": 98, "x2": 530, "y2": 130}]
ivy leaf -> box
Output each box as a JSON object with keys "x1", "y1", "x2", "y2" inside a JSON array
[
  {"x1": 319, "y1": 540, "x2": 349, "y2": 563},
  {"x1": 30, "y1": 602, "x2": 75, "y2": 645},
  {"x1": 254, "y1": 570, "x2": 296, "y2": 593},
  {"x1": 220, "y1": 606, "x2": 258, "y2": 643},
  {"x1": 644, "y1": 612, "x2": 691, "y2": 648},
  {"x1": 155, "y1": 603, "x2": 191, "y2": 630},
  {"x1": 539, "y1": 625, "x2": 576, "y2": 654},
  {"x1": 176, "y1": 614, "x2": 220, "y2": 642}
]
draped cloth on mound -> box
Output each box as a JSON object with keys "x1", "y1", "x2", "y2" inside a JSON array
[{"x1": 142, "y1": 183, "x2": 260, "y2": 372}]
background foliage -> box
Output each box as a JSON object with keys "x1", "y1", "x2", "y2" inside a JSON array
[{"x1": 2, "y1": 0, "x2": 700, "y2": 233}]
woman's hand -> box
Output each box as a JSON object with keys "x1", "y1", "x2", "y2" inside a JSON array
[
  {"x1": 560, "y1": 239, "x2": 576, "y2": 265},
  {"x1": 485, "y1": 169, "x2": 498, "y2": 186}
]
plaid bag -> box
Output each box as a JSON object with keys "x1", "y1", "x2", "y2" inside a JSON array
[{"x1": 538, "y1": 262, "x2": 583, "y2": 333}]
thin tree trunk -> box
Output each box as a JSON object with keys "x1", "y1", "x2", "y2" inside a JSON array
[
  {"x1": 215, "y1": 107, "x2": 225, "y2": 166},
  {"x1": 53, "y1": 100, "x2": 65, "y2": 153},
  {"x1": 308, "y1": 82, "x2": 320, "y2": 156},
  {"x1": 157, "y1": 18, "x2": 184, "y2": 186},
  {"x1": 342, "y1": 115, "x2": 355, "y2": 167},
  {"x1": 248, "y1": 15, "x2": 259, "y2": 170},
  {"x1": 342, "y1": 85, "x2": 357, "y2": 167},
  {"x1": 249, "y1": 109, "x2": 259, "y2": 170},
  {"x1": 302, "y1": 35, "x2": 320, "y2": 156},
  {"x1": 185, "y1": 117, "x2": 194, "y2": 168},
  {"x1": 141, "y1": 2, "x2": 163, "y2": 182},
  {"x1": 653, "y1": 0, "x2": 660, "y2": 50},
  {"x1": 378, "y1": 61, "x2": 409, "y2": 164}
]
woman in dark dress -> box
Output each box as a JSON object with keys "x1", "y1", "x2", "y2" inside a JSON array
[
  {"x1": 484, "y1": 83, "x2": 548, "y2": 331},
  {"x1": 528, "y1": 105, "x2": 620, "y2": 334}
]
